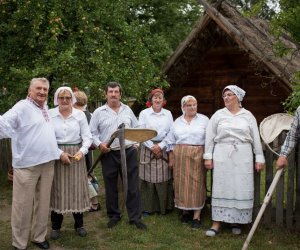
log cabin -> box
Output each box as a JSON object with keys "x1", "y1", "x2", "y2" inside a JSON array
[{"x1": 162, "y1": 0, "x2": 300, "y2": 122}]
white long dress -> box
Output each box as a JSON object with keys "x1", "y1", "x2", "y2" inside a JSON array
[{"x1": 204, "y1": 108, "x2": 265, "y2": 223}]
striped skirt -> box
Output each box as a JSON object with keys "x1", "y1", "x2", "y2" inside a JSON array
[
  {"x1": 173, "y1": 145, "x2": 206, "y2": 210},
  {"x1": 139, "y1": 145, "x2": 172, "y2": 183},
  {"x1": 50, "y1": 145, "x2": 90, "y2": 214}
]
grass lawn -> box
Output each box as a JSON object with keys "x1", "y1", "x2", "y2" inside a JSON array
[{"x1": 1, "y1": 168, "x2": 300, "y2": 250}]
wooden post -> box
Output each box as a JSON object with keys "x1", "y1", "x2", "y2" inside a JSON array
[
  {"x1": 295, "y1": 146, "x2": 300, "y2": 230},
  {"x1": 264, "y1": 144, "x2": 274, "y2": 226},
  {"x1": 286, "y1": 148, "x2": 295, "y2": 229}
]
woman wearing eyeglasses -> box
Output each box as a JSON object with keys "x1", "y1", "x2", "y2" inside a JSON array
[
  {"x1": 204, "y1": 85, "x2": 265, "y2": 237},
  {"x1": 49, "y1": 87, "x2": 92, "y2": 240},
  {"x1": 164, "y1": 95, "x2": 209, "y2": 230}
]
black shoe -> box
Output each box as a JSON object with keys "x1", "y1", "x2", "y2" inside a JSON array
[
  {"x1": 50, "y1": 229, "x2": 60, "y2": 240},
  {"x1": 32, "y1": 240, "x2": 49, "y2": 249},
  {"x1": 130, "y1": 221, "x2": 147, "y2": 230},
  {"x1": 191, "y1": 219, "x2": 201, "y2": 230},
  {"x1": 75, "y1": 227, "x2": 87, "y2": 237},
  {"x1": 107, "y1": 219, "x2": 120, "y2": 228},
  {"x1": 180, "y1": 214, "x2": 192, "y2": 224}
]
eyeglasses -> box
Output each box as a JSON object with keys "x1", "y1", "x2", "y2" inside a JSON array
[
  {"x1": 58, "y1": 96, "x2": 72, "y2": 101},
  {"x1": 222, "y1": 93, "x2": 236, "y2": 98}
]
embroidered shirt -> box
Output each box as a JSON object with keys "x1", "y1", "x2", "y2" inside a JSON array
[{"x1": 0, "y1": 99, "x2": 60, "y2": 168}]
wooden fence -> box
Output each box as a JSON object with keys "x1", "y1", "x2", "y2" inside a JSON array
[
  {"x1": 0, "y1": 137, "x2": 299, "y2": 231},
  {"x1": 0, "y1": 138, "x2": 12, "y2": 173}
]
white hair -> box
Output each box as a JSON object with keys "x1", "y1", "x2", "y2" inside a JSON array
[
  {"x1": 30, "y1": 78, "x2": 49, "y2": 88},
  {"x1": 181, "y1": 95, "x2": 197, "y2": 115}
]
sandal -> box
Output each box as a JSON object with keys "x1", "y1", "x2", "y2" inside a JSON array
[
  {"x1": 206, "y1": 228, "x2": 219, "y2": 237},
  {"x1": 89, "y1": 203, "x2": 101, "y2": 212}
]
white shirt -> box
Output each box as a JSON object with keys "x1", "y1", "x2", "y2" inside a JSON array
[
  {"x1": 49, "y1": 107, "x2": 93, "y2": 155},
  {"x1": 203, "y1": 107, "x2": 265, "y2": 163},
  {"x1": 138, "y1": 107, "x2": 173, "y2": 149},
  {"x1": 89, "y1": 102, "x2": 138, "y2": 149},
  {"x1": 164, "y1": 113, "x2": 209, "y2": 148},
  {"x1": 0, "y1": 99, "x2": 61, "y2": 168}
]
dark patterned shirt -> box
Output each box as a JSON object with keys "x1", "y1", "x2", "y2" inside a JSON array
[{"x1": 280, "y1": 106, "x2": 300, "y2": 157}]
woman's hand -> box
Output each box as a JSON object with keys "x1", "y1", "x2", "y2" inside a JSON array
[
  {"x1": 168, "y1": 151, "x2": 174, "y2": 170},
  {"x1": 73, "y1": 151, "x2": 83, "y2": 161},
  {"x1": 60, "y1": 152, "x2": 72, "y2": 165},
  {"x1": 151, "y1": 144, "x2": 161, "y2": 154},
  {"x1": 204, "y1": 159, "x2": 214, "y2": 170},
  {"x1": 255, "y1": 162, "x2": 264, "y2": 172}
]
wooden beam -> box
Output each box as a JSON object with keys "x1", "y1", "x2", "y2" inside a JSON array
[{"x1": 198, "y1": 0, "x2": 292, "y2": 90}]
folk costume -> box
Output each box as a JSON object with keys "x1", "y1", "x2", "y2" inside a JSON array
[
  {"x1": 165, "y1": 96, "x2": 209, "y2": 211},
  {"x1": 139, "y1": 91, "x2": 174, "y2": 214},
  {"x1": 50, "y1": 87, "x2": 92, "y2": 231},
  {"x1": 204, "y1": 85, "x2": 265, "y2": 224}
]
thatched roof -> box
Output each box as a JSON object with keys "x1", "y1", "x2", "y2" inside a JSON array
[{"x1": 163, "y1": 0, "x2": 300, "y2": 92}]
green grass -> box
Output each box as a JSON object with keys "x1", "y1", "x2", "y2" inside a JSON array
[{"x1": 1, "y1": 168, "x2": 300, "y2": 250}]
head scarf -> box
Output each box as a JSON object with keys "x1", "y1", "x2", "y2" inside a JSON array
[
  {"x1": 53, "y1": 86, "x2": 77, "y2": 106},
  {"x1": 222, "y1": 85, "x2": 246, "y2": 102},
  {"x1": 181, "y1": 95, "x2": 197, "y2": 115},
  {"x1": 146, "y1": 88, "x2": 166, "y2": 107}
]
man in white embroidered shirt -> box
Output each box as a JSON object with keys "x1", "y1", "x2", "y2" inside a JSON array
[
  {"x1": 90, "y1": 82, "x2": 147, "y2": 230},
  {"x1": 0, "y1": 78, "x2": 69, "y2": 250}
]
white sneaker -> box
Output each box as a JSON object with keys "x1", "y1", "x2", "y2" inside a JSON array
[
  {"x1": 232, "y1": 227, "x2": 241, "y2": 235},
  {"x1": 206, "y1": 228, "x2": 219, "y2": 237}
]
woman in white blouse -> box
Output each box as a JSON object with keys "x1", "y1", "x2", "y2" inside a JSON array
[
  {"x1": 49, "y1": 87, "x2": 92, "y2": 240},
  {"x1": 138, "y1": 88, "x2": 174, "y2": 215},
  {"x1": 204, "y1": 85, "x2": 264, "y2": 237},
  {"x1": 166, "y1": 95, "x2": 209, "y2": 230}
]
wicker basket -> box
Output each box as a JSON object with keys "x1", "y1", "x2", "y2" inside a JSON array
[{"x1": 7, "y1": 169, "x2": 13, "y2": 184}]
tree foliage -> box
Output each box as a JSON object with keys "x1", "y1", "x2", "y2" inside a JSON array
[
  {"x1": 234, "y1": 0, "x2": 300, "y2": 113},
  {"x1": 0, "y1": 0, "x2": 201, "y2": 112}
]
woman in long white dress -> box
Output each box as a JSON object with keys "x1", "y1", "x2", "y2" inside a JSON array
[{"x1": 204, "y1": 85, "x2": 265, "y2": 237}]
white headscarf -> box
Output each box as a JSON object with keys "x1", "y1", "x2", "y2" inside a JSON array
[
  {"x1": 181, "y1": 95, "x2": 197, "y2": 115},
  {"x1": 53, "y1": 86, "x2": 77, "y2": 106},
  {"x1": 223, "y1": 85, "x2": 246, "y2": 108}
]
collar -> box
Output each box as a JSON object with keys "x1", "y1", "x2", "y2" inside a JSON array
[{"x1": 149, "y1": 107, "x2": 166, "y2": 116}]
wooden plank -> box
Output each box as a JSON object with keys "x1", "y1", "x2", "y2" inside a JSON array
[
  {"x1": 275, "y1": 168, "x2": 284, "y2": 225},
  {"x1": 264, "y1": 144, "x2": 274, "y2": 226},
  {"x1": 286, "y1": 148, "x2": 295, "y2": 229},
  {"x1": 253, "y1": 164, "x2": 261, "y2": 217},
  {"x1": 275, "y1": 134, "x2": 285, "y2": 226},
  {"x1": 295, "y1": 146, "x2": 300, "y2": 230}
]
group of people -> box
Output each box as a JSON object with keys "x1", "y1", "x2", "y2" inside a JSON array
[{"x1": 0, "y1": 78, "x2": 298, "y2": 250}]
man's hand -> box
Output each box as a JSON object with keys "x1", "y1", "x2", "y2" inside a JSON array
[
  {"x1": 99, "y1": 143, "x2": 110, "y2": 154},
  {"x1": 276, "y1": 155, "x2": 288, "y2": 169},
  {"x1": 60, "y1": 152, "x2": 72, "y2": 165}
]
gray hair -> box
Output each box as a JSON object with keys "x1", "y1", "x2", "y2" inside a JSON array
[{"x1": 30, "y1": 78, "x2": 50, "y2": 88}]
